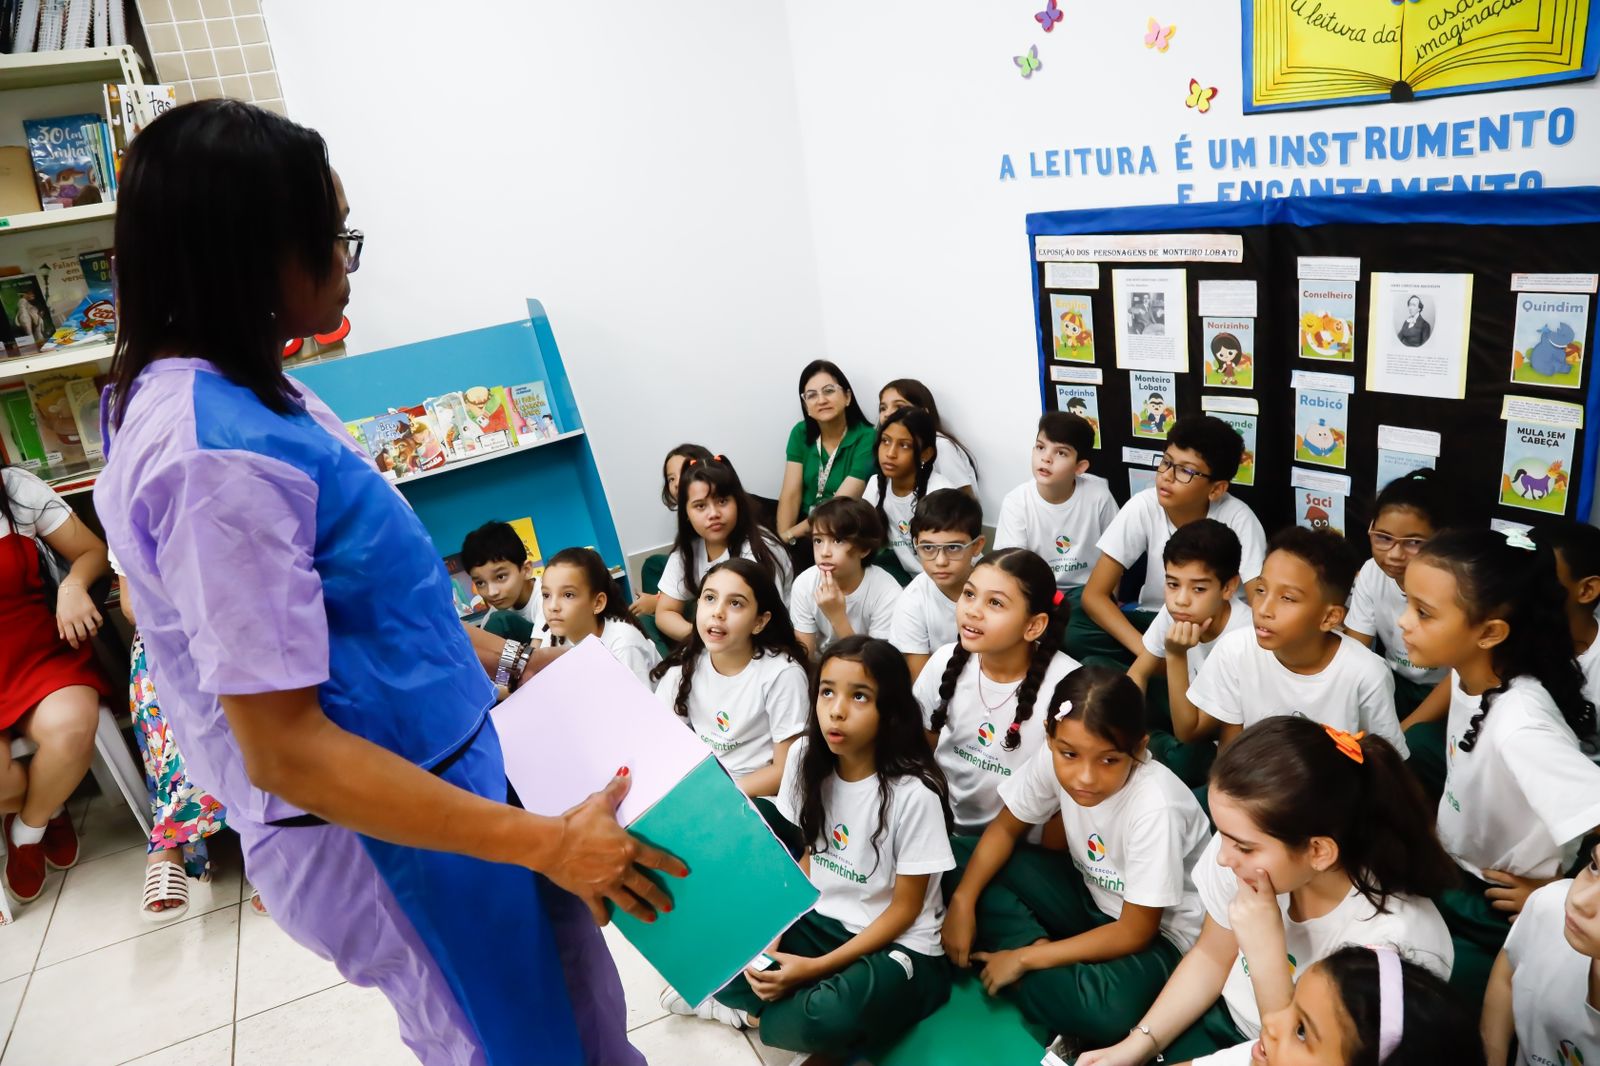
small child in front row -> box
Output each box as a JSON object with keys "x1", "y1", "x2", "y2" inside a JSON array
[
  {"x1": 1074, "y1": 415, "x2": 1267, "y2": 666},
  {"x1": 914, "y1": 548, "x2": 1078, "y2": 853},
  {"x1": 1394, "y1": 527, "x2": 1600, "y2": 1005},
  {"x1": 993, "y1": 411, "x2": 1118, "y2": 599},
  {"x1": 864, "y1": 405, "x2": 954, "y2": 583},
  {"x1": 791, "y1": 496, "x2": 904, "y2": 656},
  {"x1": 461, "y1": 520, "x2": 548, "y2": 645},
  {"x1": 889, "y1": 488, "x2": 985, "y2": 682},
  {"x1": 1076, "y1": 718, "x2": 1457, "y2": 1066},
  {"x1": 1181, "y1": 527, "x2": 1406, "y2": 756},
  {"x1": 941, "y1": 667, "x2": 1211, "y2": 1049},
  {"x1": 1482, "y1": 842, "x2": 1599, "y2": 1066},
  {"x1": 539, "y1": 547, "x2": 661, "y2": 685},
  {"x1": 1125, "y1": 518, "x2": 1251, "y2": 785},
  {"x1": 702, "y1": 636, "x2": 956, "y2": 1056},
  {"x1": 1533, "y1": 519, "x2": 1600, "y2": 762},
  {"x1": 651, "y1": 559, "x2": 811, "y2": 798}
]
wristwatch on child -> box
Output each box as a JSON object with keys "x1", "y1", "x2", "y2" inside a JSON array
[{"x1": 494, "y1": 640, "x2": 525, "y2": 689}]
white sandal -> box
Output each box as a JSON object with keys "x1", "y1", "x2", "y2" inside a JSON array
[{"x1": 140, "y1": 859, "x2": 189, "y2": 923}]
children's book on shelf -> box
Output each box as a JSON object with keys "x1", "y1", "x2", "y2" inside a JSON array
[
  {"x1": 62, "y1": 377, "x2": 103, "y2": 462},
  {"x1": 444, "y1": 553, "x2": 486, "y2": 618},
  {"x1": 0, "y1": 386, "x2": 45, "y2": 467},
  {"x1": 52, "y1": 248, "x2": 116, "y2": 347},
  {"x1": 23, "y1": 239, "x2": 94, "y2": 328},
  {"x1": 363, "y1": 411, "x2": 418, "y2": 480},
  {"x1": 24, "y1": 368, "x2": 98, "y2": 466},
  {"x1": 344, "y1": 417, "x2": 372, "y2": 453},
  {"x1": 428, "y1": 390, "x2": 480, "y2": 460},
  {"x1": 508, "y1": 516, "x2": 542, "y2": 572},
  {"x1": 0, "y1": 275, "x2": 55, "y2": 354},
  {"x1": 464, "y1": 385, "x2": 515, "y2": 451},
  {"x1": 402, "y1": 403, "x2": 450, "y2": 472},
  {"x1": 23, "y1": 114, "x2": 113, "y2": 209},
  {"x1": 102, "y1": 84, "x2": 176, "y2": 180},
  {"x1": 510, "y1": 381, "x2": 561, "y2": 441}
]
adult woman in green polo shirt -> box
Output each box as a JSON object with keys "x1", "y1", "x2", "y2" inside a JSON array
[{"x1": 777, "y1": 360, "x2": 877, "y2": 551}]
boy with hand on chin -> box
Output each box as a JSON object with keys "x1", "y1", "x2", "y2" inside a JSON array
[
  {"x1": 890, "y1": 488, "x2": 986, "y2": 681},
  {"x1": 791, "y1": 496, "x2": 903, "y2": 657},
  {"x1": 1072, "y1": 415, "x2": 1266, "y2": 665}
]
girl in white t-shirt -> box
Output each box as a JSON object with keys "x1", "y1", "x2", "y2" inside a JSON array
[
  {"x1": 864, "y1": 406, "x2": 954, "y2": 579},
  {"x1": 1077, "y1": 717, "x2": 1458, "y2": 1066},
  {"x1": 631, "y1": 442, "x2": 713, "y2": 623},
  {"x1": 699, "y1": 635, "x2": 956, "y2": 1056},
  {"x1": 651, "y1": 558, "x2": 810, "y2": 798},
  {"x1": 878, "y1": 377, "x2": 979, "y2": 495},
  {"x1": 654, "y1": 455, "x2": 792, "y2": 643},
  {"x1": 539, "y1": 547, "x2": 661, "y2": 686},
  {"x1": 916, "y1": 548, "x2": 1078, "y2": 838},
  {"x1": 941, "y1": 666, "x2": 1210, "y2": 1048},
  {"x1": 1395, "y1": 526, "x2": 1600, "y2": 1004}
]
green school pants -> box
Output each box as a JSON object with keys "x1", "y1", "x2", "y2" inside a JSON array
[
  {"x1": 1404, "y1": 719, "x2": 1448, "y2": 804},
  {"x1": 714, "y1": 911, "x2": 951, "y2": 1056},
  {"x1": 1436, "y1": 872, "x2": 1509, "y2": 1012},
  {"x1": 1063, "y1": 601, "x2": 1155, "y2": 668},
  {"x1": 972, "y1": 846, "x2": 1185, "y2": 1048}
]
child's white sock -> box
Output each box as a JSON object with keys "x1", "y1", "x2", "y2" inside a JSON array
[{"x1": 10, "y1": 817, "x2": 45, "y2": 847}]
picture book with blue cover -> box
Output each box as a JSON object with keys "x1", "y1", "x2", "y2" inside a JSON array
[{"x1": 24, "y1": 115, "x2": 112, "y2": 209}]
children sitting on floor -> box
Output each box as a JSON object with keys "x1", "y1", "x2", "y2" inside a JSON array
[
  {"x1": 890, "y1": 488, "x2": 985, "y2": 682},
  {"x1": 461, "y1": 520, "x2": 548, "y2": 645},
  {"x1": 791, "y1": 496, "x2": 904, "y2": 656},
  {"x1": 539, "y1": 547, "x2": 661, "y2": 685}
]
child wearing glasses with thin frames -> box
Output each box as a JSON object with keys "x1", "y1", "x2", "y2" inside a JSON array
[
  {"x1": 994, "y1": 413, "x2": 1119, "y2": 600},
  {"x1": 890, "y1": 489, "x2": 986, "y2": 681}
]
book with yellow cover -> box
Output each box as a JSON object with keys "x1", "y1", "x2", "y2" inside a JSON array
[{"x1": 1243, "y1": 0, "x2": 1596, "y2": 112}]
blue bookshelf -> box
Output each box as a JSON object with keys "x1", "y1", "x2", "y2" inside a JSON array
[{"x1": 288, "y1": 299, "x2": 626, "y2": 583}]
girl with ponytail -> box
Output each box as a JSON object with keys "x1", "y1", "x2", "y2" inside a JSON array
[
  {"x1": 539, "y1": 547, "x2": 660, "y2": 685},
  {"x1": 1395, "y1": 526, "x2": 1600, "y2": 1002},
  {"x1": 864, "y1": 406, "x2": 952, "y2": 580},
  {"x1": 912, "y1": 548, "x2": 1078, "y2": 845},
  {"x1": 1077, "y1": 717, "x2": 1458, "y2": 1066}
]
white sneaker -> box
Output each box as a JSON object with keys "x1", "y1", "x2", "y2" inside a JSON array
[{"x1": 658, "y1": 987, "x2": 747, "y2": 1029}]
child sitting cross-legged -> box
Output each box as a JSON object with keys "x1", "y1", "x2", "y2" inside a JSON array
[
  {"x1": 791, "y1": 496, "x2": 904, "y2": 657},
  {"x1": 539, "y1": 547, "x2": 660, "y2": 685},
  {"x1": 889, "y1": 488, "x2": 985, "y2": 682}
]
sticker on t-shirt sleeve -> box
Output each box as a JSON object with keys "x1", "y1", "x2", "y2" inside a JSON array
[{"x1": 887, "y1": 949, "x2": 915, "y2": 980}]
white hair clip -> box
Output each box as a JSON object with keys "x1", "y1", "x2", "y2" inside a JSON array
[
  {"x1": 1053, "y1": 699, "x2": 1074, "y2": 721},
  {"x1": 1503, "y1": 529, "x2": 1536, "y2": 552}
]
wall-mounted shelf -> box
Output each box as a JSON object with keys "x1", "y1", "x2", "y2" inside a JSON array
[
  {"x1": 0, "y1": 46, "x2": 142, "y2": 92},
  {"x1": 391, "y1": 429, "x2": 584, "y2": 488},
  {"x1": 0, "y1": 199, "x2": 116, "y2": 234},
  {"x1": 0, "y1": 337, "x2": 114, "y2": 378}
]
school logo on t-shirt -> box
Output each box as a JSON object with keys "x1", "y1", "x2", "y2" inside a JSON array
[
  {"x1": 1085, "y1": 833, "x2": 1107, "y2": 863},
  {"x1": 831, "y1": 823, "x2": 849, "y2": 850},
  {"x1": 1241, "y1": 952, "x2": 1298, "y2": 978},
  {"x1": 897, "y1": 519, "x2": 911, "y2": 538},
  {"x1": 1055, "y1": 534, "x2": 1072, "y2": 554},
  {"x1": 977, "y1": 722, "x2": 995, "y2": 747},
  {"x1": 714, "y1": 711, "x2": 731, "y2": 732},
  {"x1": 1558, "y1": 1038, "x2": 1584, "y2": 1066}
]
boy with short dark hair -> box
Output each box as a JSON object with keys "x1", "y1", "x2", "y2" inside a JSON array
[
  {"x1": 461, "y1": 521, "x2": 547, "y2": 646},
  {"x1": 1073, "y1": 415, "x2": 1266, "y2": 664},
  {"x1": 993, "y1": 412, "x2": 1118, "y2": 595},
  {"x1": 1532, "y1": 520, "x2": 1600, "y2": 761},
  {"x1": 1184, "y1": 527, "x2": 1403, "y2": 752},
  {"x1": 890, "y1": 488, "x2": 985, "y2": 680},
  {"x1": 791, "y1": 496, "x2": 903, "y2": 656}
]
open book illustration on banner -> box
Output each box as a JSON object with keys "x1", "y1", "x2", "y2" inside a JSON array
[{"x1": 1242, "y1": 0, "x2": 1597, "y2": 113}]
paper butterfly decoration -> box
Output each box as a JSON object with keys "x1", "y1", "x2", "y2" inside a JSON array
[
  {"x1": 1015, "y1": 44, "x2": 1041, "y2": 78},
  {"x1": 1036, "y1": 0, "x2": 1063, "y2": 32},
  {"x1": 1186, "y1": 78, "x2": 1218, "y2": 112},
  {"x1": 1144, "y1": 18, "x2": 1175, "y2": 51}
]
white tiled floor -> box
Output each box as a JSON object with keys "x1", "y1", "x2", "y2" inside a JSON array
[{"x1": 0, "y1": 793, "x2": 787, "y2": 1065}]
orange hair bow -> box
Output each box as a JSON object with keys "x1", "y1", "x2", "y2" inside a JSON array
[{"x1": 1325, "y1": 726, "x2": 1365, "y2": 764}]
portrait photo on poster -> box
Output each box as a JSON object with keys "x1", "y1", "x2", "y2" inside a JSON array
[
  {"x1": 1113, "y1": 269, "x2": 1189, "y2": 372},
  {"x1": 1366, "y1": 273, "x2": 1473, "y2": 400},
  {"x1": 1510, "y1": 292, "x2": 1589, "y2": 390}
]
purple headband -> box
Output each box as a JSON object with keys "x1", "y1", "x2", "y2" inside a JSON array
[{"x1": 1373, "y1": 946, "x2": 1403, "y2": 1063}]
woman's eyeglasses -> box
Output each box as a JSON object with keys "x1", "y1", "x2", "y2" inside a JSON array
[
  {"x1": 802, "y1": 384, "x2": 841, "y2": 403},
  {"x1": 338, "y1": 229, "x2": 364, "y2": 273}
]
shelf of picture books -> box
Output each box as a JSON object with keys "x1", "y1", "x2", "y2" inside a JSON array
[
  {"x1": 0, "y1": 359, "x2": 106, "y2": 490},
  {"x1": 439, "y1": 515, "x2": 625, "y2": 621},
  {"x1": 346, "y1": 380, "x2": 576, "y2": 483}
]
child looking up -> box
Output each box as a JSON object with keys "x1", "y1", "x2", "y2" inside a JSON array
[
  {"x1": 701, "y1": 636, "x2": 956, "y2": 1056},
  {"x1": 878, "y1": 378, "x2": 979, "y2": 495},
  {"x1": 890, "y1": 489, "x2": 985, "y2": 681},
  {"x1": 651, "y1": 558, "x2": 810, "y2": 798},
  {"x1": 1076, "y1": 718, "x2": 1457, "y2": 1066},
  {"x1": 655, "y1": 454, "x2": 791, "y2": 643},
  {"x1": 461, "y1": 520, "x2": 547, "y2": 646},
  {"x1": 915, "y1": 548, "x2": 1078, "y2": 840},
  {"x1": 1396, "y1": 527, "x2": 1600, "y2": 1003},
  {"x1": 942, "y1": 667, "x2": 1210, "y2": 1049},
  {"x1": 864, "y1": 406, "x2": 954, "y2": 581},
  {"x1": 540, "y1": 547, "x2": 661, "y2": 685},
  {"x1": 994, "y1": 411, "x2": 1118, "y2": 598},
  {"x1": 1076, "y1": 415, "x2": 1266, "y2": 664},
  {"x1": 632, "y1": 442, "x2": 715, "y2": 623},
  {"x1": 791, "y1": 496, "x2": 903, "y2": 656},
  {"x1": 1482, "y1": 842, "x2": 1600, "y2": 1066},
  {"x1": 1532, "y1": 519, "x2": 1600, "y2": 761},
  {"x1": 1182, "y1": 528, "x2": 1404, "y2": 755},
  {"x1": 1125, "y1": 519, "x2": 1251, "y2": 785}
]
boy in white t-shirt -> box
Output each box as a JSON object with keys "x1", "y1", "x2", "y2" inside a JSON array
[
  {"x1": 461, "y1": 520, "x2": 548, "y2": 645},
  {"x1": 1125, "y1": 518, "x2": 1250, "y2": 786},
  {"x1": 1482, "y1": 849, "x2": 1600, "y2": 1066},
  {"x1": 1535, "y1": 520, "x2": 1600, "y2": 764},
  {"x1": 1184, "y1": 527, "x2": 1405, "y2": 755},
  {"x1": 889, "y1": 488, "x2": 984, "y2": 682},
  {"x1": 994, "y1": 411, "x2": 1118, "y2": 597},
  {"x1": 791, "y1": 496, "x2": 903, "y2": 656},
  {"x1": 1074, "y1": 416, "x2": 1266, "y2": 666}
]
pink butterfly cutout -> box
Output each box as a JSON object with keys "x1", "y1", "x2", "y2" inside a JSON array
[
  {"x1": 1145, "y1": 17, "x2": 1176, "y2": 51},
  {"x1": 1036, "y1": 0, "x2": 1063, "y2": 31}
]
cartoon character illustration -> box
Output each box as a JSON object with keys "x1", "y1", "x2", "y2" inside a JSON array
[
  {"x1": 1512, "y1": 466, "x2": 1553, "y2": 499},
  {"x1": 1137, "y1": 392, "x2": 1171, "y2": 434},
  {"x1": 1059, "y1": 310, "x2": 1093, "y2": 350},
  {"x1": 1208, "y1": 331, "x2": 1250, "y2": 385},
  {"x1": 1300, "y1": 418, "x2": 1341, "y2": 458},
  {"x1": 1064, "y1": 396, "x2": 1101, "y2": 441},
  {"x1": 1300, "y1": 311, "x2": 1350, "y2": 357},
  {"x1": 1304, "y1": 503, "x2": 1330, "y2": 531},
  {"x1": 464, "y1": 386, "x2": 512, "y2": 435},
  {"x1": 1525, "y1": 321, "x2": 1579, "y2": 377},
  {"x1": 412, "y1": 418, "x2": 448, "y2": 470}
]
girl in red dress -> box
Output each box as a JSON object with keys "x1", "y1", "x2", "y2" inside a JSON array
[{"x1": 0, "y1": 464, "x2": 111, "y2": 904}]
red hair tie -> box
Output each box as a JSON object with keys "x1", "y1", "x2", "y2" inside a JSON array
[
  {"x1": 1007, "y1": 722, "x2": 1021, "y2": 736},
  {"x1": 714, "y1": 453, "x2": 725, "y2": 462},
  {"x1": 1325, "y1": 726, "x2": 1365, "y2": 764},
  {"x1": 1052, "y1": 590, "x2": 1065, "y2": 607}
]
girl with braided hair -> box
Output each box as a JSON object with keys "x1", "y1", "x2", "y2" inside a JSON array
[
  {"x1": 1396, "y1": 525, "x2": 1600, "y2": 1006},
  {"x1": 863, "y1": 406, "x2": 952, "y2": 579},
  {"x1": 651, "y1": 558, "x2": 810, "y2": 799},
  {"x1": 912, "y1": 548, "x2": 1079, "y2": 880}
]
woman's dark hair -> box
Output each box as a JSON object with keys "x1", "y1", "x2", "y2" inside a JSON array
[
  {"x1": 1373, "y1": 468, "x2": 1450, "y2": 531},
  {"x1": 872, "y1": 406, "x2": 938, "y2": 521},
  {"x1": 810, "y1": 496, "x2": 886, "y2": 556},
  {"x1": 671, "y1": 454, "x2": 785, "y2": 595},
  {"x1": 1042, "y1": 665, "x2": 1145, "y2": 755},
  {"x1": 660, "y1": 443, "x2": 715, "y2": 510},
  {"x1": 929, "y1": 548, "x2": 1069, "y2": 751},
  {"x1": 1210, "y1": 717, "x2": 1460, "y2": 910},
  {"x1": 108, "y1": 99, "x2": 341, "y2": 426},
  {"x1": 1415, "y1": 528, "x2": 1596, "y2": 751},
  {"x1": 797, "y1": 636, "x2": 953, "y2": 875},
  {"x1": 797, "y1": 359, "x2": 869, "y2": 444},
  {"x1": 1315, "y1": 946, "x2": 1486, "y2": 1066},
  {"x1": 881, "y1": 378, "x2": 978, "y2": 483},
  {"x1": 543, "y1": 547, "x2": 644, "y2": 636},
  {"x1": 649, "y1": 558, "x2": 808, "y2": 718}
]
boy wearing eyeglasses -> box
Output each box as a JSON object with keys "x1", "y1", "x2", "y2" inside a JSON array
[
  {"x1": 1073, "y1": 415, "x2": 1266, "y2": 665},
  {"x1": 890, "y1": 488, "x2": 985, "y2": 680},
  {"x1": 994, "y1": 412, "x2": 1119, "y2": 596}
]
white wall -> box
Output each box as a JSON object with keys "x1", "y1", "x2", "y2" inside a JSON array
[{"x1": 266, "y1": 1, "x2": 825, "y2": 555}]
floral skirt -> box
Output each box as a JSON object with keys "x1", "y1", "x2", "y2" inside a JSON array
[{"x1": 131, "y1": 631, "x2": 226, "y2": 879}]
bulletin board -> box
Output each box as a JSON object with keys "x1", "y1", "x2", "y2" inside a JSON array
[{"x1": 1026, "y1": 187, "x2": 1600, "y2": 537}]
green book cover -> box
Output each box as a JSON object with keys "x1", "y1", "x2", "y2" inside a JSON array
[
  {"x1": 0, "y1": 387, "x2": 45, "y2": 465},
  {"x1": 612, "y1": 757, "x2": 818, "y2": 1006}
]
